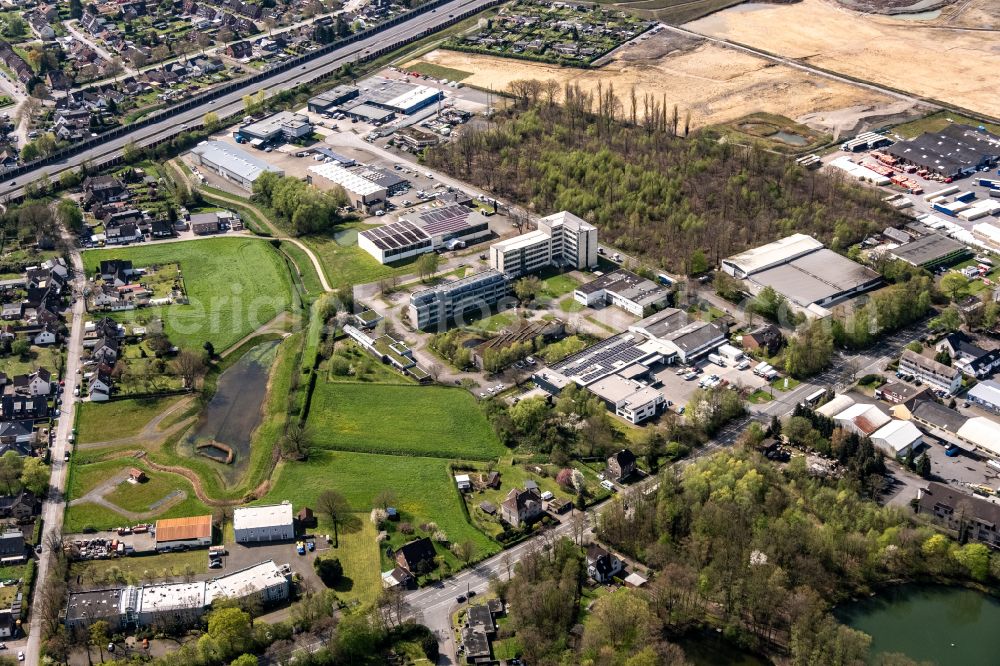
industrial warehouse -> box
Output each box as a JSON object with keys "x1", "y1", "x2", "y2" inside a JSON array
[
  {"x1": 190, "y1": 141, "x2": 284, "y2": 190},
  {"x1": 64, "y1": 561, "x2": 291, "y2": 631},
  {"x1": 306, "y1": 77, "x2": 443, "y2": 124},
  {"x1": 722, "y1": 234, "x2": 883, "y2": 317},
  {"x1": 885, "y1": 125, "x2": 1000, "y2": 179},
  {"x1": 358, "y1": 204, "x2": 492, "y2": 263},
  {"x1": 889, "y1": 232, "x2": 972, "y2": 269}
]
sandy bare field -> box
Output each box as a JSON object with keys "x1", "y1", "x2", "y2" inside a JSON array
[
  {"x1": 686, "y1": 0, "x2": 1000, "y2": 118},
  {"x1": 411, "y1": 33, "x2": 917, "y2": 136}
]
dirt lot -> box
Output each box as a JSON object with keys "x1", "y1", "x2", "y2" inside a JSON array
[
  {"x1": 411, "y1": 29, "x2": 919, "y2": 136},
  {"x1": 686, "y1": 0, "x2": 1000, "y2": 118}
]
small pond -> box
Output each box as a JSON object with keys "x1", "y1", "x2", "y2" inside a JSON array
[
  {"x1": 835, "y1": 585, "x2": 1000, "y2": 665},
  {"x1": 771, "y1": 130, "x2": 810, "y2": 146},
  {"x1": 183, "y1": 340, "x2": 279, "y2": 483}
]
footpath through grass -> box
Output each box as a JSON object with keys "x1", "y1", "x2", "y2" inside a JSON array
[
  {"x1": 76, "y1": 396, "x2": 185, "y2": 444},
  {"x1": 308, "y1": 383, "x2": 505, "y2": 460},
  {"x1": 82, "y1": 238, "x2": 293, "y2": 352}
]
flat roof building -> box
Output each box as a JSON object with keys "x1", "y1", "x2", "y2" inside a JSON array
[
  {"x1": 190, "y1": 141, "x2": 283, "y2": 191},
  {"x1": 154, "y1": 515, "x2": 212, "y2": 551},
  {"x1": 233, "y1": 503, "x2": 295, "y2": 543},
  {"x1": 490, "y1": 211, "x2": 597, "y2": 277},
  {"x1": 307, "y1": 85, "x2": 360, "y2": 113},
  {"x1": 967, "y1": 380, "x2": 1000, "y2": 414},
  {"x1": 889, "y1": 232, "x2": 971, "y2": 269},
  {"x1": 309, "y1": 162, "x2": 387, "y2": 211},
  {"x1": 628, "y1": 308, "x2": 727, "y2": 363},
  {"x1": 408, "y1": 269, "x2": 511, "y2": 331},
  {"x1": 588, "y1": 374, "x2": 665, "y2": 424},
  {"x1": 240, "y1": 111, "x2": 313, "y2": 143},
  {"x1": 65, "y1": 561, "x2": 291, "y2": 632},
  {"x1": 722, "y1": 235, "x2": 882, "y2": 317},
  {"x1": 574, "y1": 269, "x2": 670, "y2": 317},
  {"x1": 359, "y1": 205, "x2": 491, "y2": 264}
]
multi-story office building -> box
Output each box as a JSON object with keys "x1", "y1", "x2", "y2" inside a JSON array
[
  {"x1": 408, "y1": 270, "x2": 511, "y2": 331},
  {"x1": 490, "y1": 211, "x2": 598, "y2": 277}
]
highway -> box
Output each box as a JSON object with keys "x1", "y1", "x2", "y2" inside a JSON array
[{"x1": 0, "y1": 0, "x2": 498, "y2": 202}]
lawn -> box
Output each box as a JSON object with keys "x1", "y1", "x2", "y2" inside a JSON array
[
  {"x1": 315, "y1": 517, "x2": 381, "y2": 607},
  {"x1": 82, "y1": 238, "x2": 294, "y2": 352},
  {"x1": 262, "y1": 450, "x2": 497, "y2": 557},
  {"x1": 69, "y1": 549, "x2": 208, "y2": 588},
  {"x1": 540, "y1": 272, "x2": 581, "y2": 299},
  {"x1": 560, "y1": 297, "x2": 584, "y2": 313},
  {"x1": 301, "y1": 223, "x2": 417, "y2": 290},
  {"x1": 76, "y1": 396, "x2": 185, "y2": 444},
  {"x1": 771, "y1": 376, "x2": 800, "y2": 392},
  {"x1": 748, "y1": 389, "x2": 774, "y2": 404},
  {"x1": 322, "y1": 341, "x2": 415, "y2": 385},
  {"x1": 405, "y1": 61, "x2": 472, "y2": 82},
  {"x1": 467, "y1": 311, "x2": 515, "y2": 334},
  {"x1": 307, "y1": 383, "x2": 505, "y2": 460},
  {"x1": 64, "y1": 459, "x2": 209, "y2": 533},
  {"x1": 0, "y1": 345, "x2": 64, "y2": 377}
]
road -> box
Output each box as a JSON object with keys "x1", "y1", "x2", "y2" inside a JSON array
[
  {"x1": 64, "y1": 21, "x2": 134, "y2": 78},
  {"x1": 24, "y1": 248, "x2": 86, "y2": 666},
  {"x1": 0, "y1": 0, "x2": 498, "y2": 200}
]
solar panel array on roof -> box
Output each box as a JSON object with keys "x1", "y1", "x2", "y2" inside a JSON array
[
  {"x1": 552, "y1": 333, "x2": 649, "y2": 385},
  {"x1": 360, "y1": 220, "x2": 430, "y2": 251},
  {"x1": 416, "y1": 205, "x2": 474, "y2": 237}
]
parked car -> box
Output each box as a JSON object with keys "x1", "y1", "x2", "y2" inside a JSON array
[{"x1": 456, "y1": 595, "x2": 466, "y2": 603}]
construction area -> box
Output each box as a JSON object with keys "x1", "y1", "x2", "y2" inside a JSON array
[
  {"x1": 410, "y1": 27, "x2": 925, "y2": 136},
  {"x1": 686, "y1": 0, "x2": 1000, "y2": 119}
]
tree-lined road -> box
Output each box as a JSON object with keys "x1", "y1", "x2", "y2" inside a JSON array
[{"x1": 0, "y1": 0, "x2": 498, "y2": 201}]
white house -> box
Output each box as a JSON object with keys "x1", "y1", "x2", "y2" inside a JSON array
[
  {"x1": 33, "y1": 327, "x2": 57, "y2": 346},
  {"x1": 586, "y1": 544, "x2": 623, "y2": 583}
]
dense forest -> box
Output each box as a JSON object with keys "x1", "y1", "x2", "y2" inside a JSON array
[
  {"x1": 424, "y1": 84, "x2": 904, "y2": 273},
  {"x1": 591, "y1": 449, "x2": 999, "y2": 665}
]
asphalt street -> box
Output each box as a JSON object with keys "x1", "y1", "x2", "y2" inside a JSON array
[{"x1": 0, "y1": 0, "x2": 498, "y2": 202}]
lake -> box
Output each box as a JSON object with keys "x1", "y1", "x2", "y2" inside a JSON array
[{"x1": 835, "y1": 585, "x2": 1000, "y2": 665}]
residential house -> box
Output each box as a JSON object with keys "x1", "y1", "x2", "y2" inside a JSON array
[
  {"x1": 0, "y1": 395, "x2": 49, "y2": 422},
  {"x1": 89, "y1": 367, "x2": 113, "y2": 401},
  {"x1": 500, "y1": 486, "x2": 543, "y2": 527},
  {"x1": 83, "y1": 176, "x2": 129, "y2": 207},
  {"x1": 742, "y1": 324, "x2": 784, "y2": 356},
  {"x1": 586, "y1": 544, "x2": 623, "y2": 583},
  {"x1": 393, "y1": 537, "x2": 436, "y2": 575},
  {"x1": 917, "y1": 482, "x2": 1000, "y2": 548},
  {"x1": 0, "y1": 531, "x2": 23, "y2": 557},
  {"x1": 935, "y1": 332, "x2": 1000, "y2": 378},
  {"x1": 98, "y1": 259, "x2": 134, "y2": 283},
  {"x1": 0, "y1": 422, "x2": 34, "y2": 447},
  {"x1": 606, "y1": 448, "x2": 637, "y2": 482},
  {"x1": 106, "y1": 223, "x2": 142, "y2": 245},
  {"x1": 381, "y1": 566, "x2": 414, "y2": 589},
  {"x1": 1, "y1": 303, "x2": 22, "y2": 321},
  {"x1": 150, "y1": 220, "x2": 175, "y2": 238},
  {"x1": 92, "y1": 337, "x2": 119, "y2": 365},
  {"x1": 33, "y1": 325, "x2": 58, "y2": 346},
  {"x1": 875, "y1": 380, "x2": 929, "y2": 405},
  {"x1": 13, "y1": 369, "x2": 51, "y2": 397},
  {"x1": 0, "y1": 490, "x2": 39, "y2": 521}
]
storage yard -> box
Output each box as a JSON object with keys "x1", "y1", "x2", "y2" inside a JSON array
[
  {"x1": 410, "y1": 28, "x2": 917, "y2": 134},
  {"x1": 686, "y1": 0, "x2": 1000, "y2": 119}
]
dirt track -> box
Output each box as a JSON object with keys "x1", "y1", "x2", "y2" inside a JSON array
[
  {"x1": 414, "y1": 31, "x2": 920, "y2": 136},
  {"x1": 686, "y1": 0, "x2": 1000, "y2": 118}
]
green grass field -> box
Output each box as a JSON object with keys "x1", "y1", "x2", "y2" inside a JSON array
[
  {"x1": 308, "y1": 383, "x2": 504, "y2": 460},
  {"x1": 82, "y1": 238, "x2": 293, "y2": 352},
  {"x1": 316, "y1": 517, "x2": 381, "y2": 607},
  {"x1": 0, "y1": 345, "x2": 64, "y2": 377},
  {"x1": 540, "y1": 273, "x2": 581, "y2": 299},
  {"x1": 264, "y1": 450, "x2": 497, "y2": 555},
  {"x1": 69, "y1": 549, "x2": 208, "y2": 587},
  {"x1": 405, "y1": 61, "x2": 472, "y2": 82},
  {"x1": 76, "y1": 396, "x2": 185, "y2": 444},
  {"x1": 559, "y1": 297, "x2": 584, "y2": 313},
  {"x1": 64, "y1": 459, "x2": 209, "y2": 533},
  {"x1": 301, "y1": 223, "x2": 417, "y2": 290}
]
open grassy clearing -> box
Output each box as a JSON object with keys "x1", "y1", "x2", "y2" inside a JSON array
[
  {"x1": 76, "y1": 396, "x2": 185, "y2": 444},
  {"x1": 308, "y1": 383, "x2": 504, "y2": 460},
  {"x1": 540, "y1": 272, "x2": 581, "y2": 299},
  {"x1": 64, "y1": 459, "x2": 209, "y2": 533},
  {"x1": 262, "y1": 449, "x2": 497, "y2": 557},
  {"x1": 316, "y1": 517, "x2": 381, "y2": 607},
  {"x1": 321, "y1": 341, "x2": 416, "y2": 385},
  {"x1": 82, "y1": 238, "x2": 293, "y2": 352},
  {"x1": 301, "y1": 222, "x2": 417, "y2": 290},
  {"x1": 404, "y1": 61, "x2": 472, "y2": 81},
  {"x1": 69, "y1": 549, "x2": 208, "y2": 588}
]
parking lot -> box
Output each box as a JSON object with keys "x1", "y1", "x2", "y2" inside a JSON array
[
  {"x1": 213, "y1": 537, "x2": 329, "y2": 592},
  {"x1": 651, "y1": 357, "x2": 769, "y2": 413}
]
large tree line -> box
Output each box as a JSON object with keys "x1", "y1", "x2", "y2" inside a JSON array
[{"x1": 424, "y1": 84, "x2": 904, "y2": 274}]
